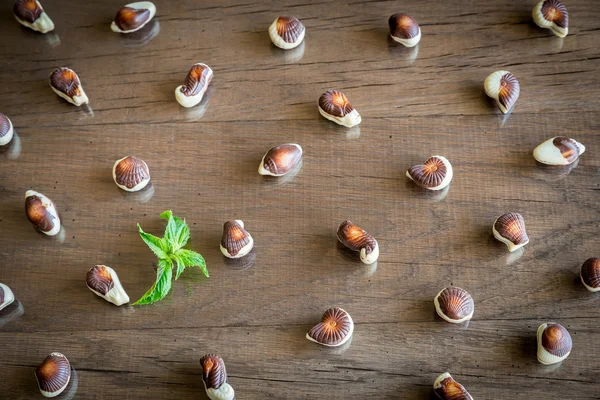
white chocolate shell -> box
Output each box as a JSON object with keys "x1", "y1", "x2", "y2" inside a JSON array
[
  {"x1": 49, "y1": 68, "x2": 89, "y2": 106},
  {"x1": 388, "y1": 13, "x2": 421, "y2": 47},
  {"x1": 533, "y1": 136, "x2": 585, "y2": 165},
  {"x1": 434, "y1": 287, "x2": 474, "y2": 324},
  {"x1": 258, "y1": 143, "x2": 303, "y2": 177},
  {"x1": 175, "y1": 63, "x2": 213, "y2": 108},
  {"x1": 318, "y1": 90, "x2": 361, "y2": 128},
  {"x1": 306, "y1": 307, "x2": 354, "y2": 347},
  {"x1": 533, "y1": 0, "x2": 568, "y2": 38},
  {"x1": 199, "y1": 354, "x2": 235, "y2": 400},
  {"x1": 268, "y1": 16, "x2": 305, "y2": 50},
  {"x1": 433, "y1": 372, "x2": 473, "y2": 400},
  {"x1": 112, "y1": 156, "x2": 151, "y2": 192},
  {"x1": 86, "y1": 265, "x2": 130, "y2": 306},
  {"x1": 35, "y1": 352, "x2": 71, "y2": 398},
  {"x1": 537, "y1": 323, "x2": 572, "y2": 365},
  {"x1": 406, "y1": 155, "x2": 453, "y2": 191},
  {"x1": 484, "y1": 70, "x2": 519, "y2": 114},
  {"x1": 25, "y1": 190, "x2": 61, "y2": 236},
  {"x1": 580, "y1": 258, "x2": 600, "y2": 292},
  {"x1": 220, "y1": 220, "x2": 254, "y2": 259},
  {"x1": 13, "y1": 0, "x2": 54, "y2": 34},
  {"x1": 0, "y1": 282, "x2": 16, "y2": 312},
  {"x1": 492, "y1": 212, "x2": 529, "y2": 252},
  {"x1": 111, "y1": 1, "x2": 156, "y2": 33},
  {"x1": 337, "y1": 220, "x2": 379, "y2": 265},
  {"x1": 0, "y1": 112, "x2": 14, "y2": 146}
]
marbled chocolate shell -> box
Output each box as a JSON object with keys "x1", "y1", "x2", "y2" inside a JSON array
[
  {"x1": 13, "y1": 0, "x2": 54, "y2": 33},
  {"x1": 25, "y1": 190, "x2": 61, "y2": 236},
  {"x1": 0, "y1": 112, "x2": 14, "y2": 146},
  {"x1": 388, "y1": 13, "x2": 421, "y2": 47},
  {"x1": 49, "y1": 67, "x2": 89, "y2": 106},
  {"x1": 111, "y1": 1, "x2": 156, "y2": 33},
  {"x1": 220, "y1": 220, "x2": 254, "y2": 259},
  {"x1": 112, "y1": 156, "x2": 151, "y2": 192},
  {"x1": 306, "y1": 307, "x2": 354, "y2": 347},
  {"x1": 492, "y1": 212, "x2": 529, "y2": 252},
  {"x1": 175, "y1": 63, "x2": 213, "y2": 108},
  {"x1": 337, "y1": 220, "x2": 379, "y2": 265},
  {"x1": 533, "y1": 0, "x2": 568, "y2": 37},
  {"x1": 533, "y1": 136, "x2": 585, "y2": 166},
  {"x1": 484, "y1": 71, "x2": 519, "y2": 114},
  {"x1": 0, "y1": 282, "x2": 16, "y2": 312},
  {"x1": 433, "y1": 372, "x2": 473, "y2": 400},
  {"x1": 86, "y1": 265, "x2": 129, "y2": 306},
  {"x1": 406, "y1": 155, "x2": 453, "y2": 190},
  {"x1": 269, "y1": 16, "x2": 306, "y2": 49},
  {"x1": 199, "y1": 354, "x2": 235, "y2": 400},
  {"x1": 318, "y1": 90, "x2": 361, "y2": 128},
  {"x1": 581, "y1": 258, "x2": 600, "y2": 292},
  {"x1": 537, "y1": 323, "x2": 572, "y2": 365},
  {"x1": 258, "y1": 143, "x2": 303, "y2": 177},
  {"x1": 35, "y1": 352, "x2": 71, "y2": 398},
  {"x1": 434, "y1": 287, "x2": 474, "y2": 324}
]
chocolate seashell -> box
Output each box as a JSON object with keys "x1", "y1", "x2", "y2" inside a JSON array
[
  {"x1": 406, "y1": 155, "x2": 453, "y2": 191},
  {"x1": 258, "y1": 143, "x2": 303, "y2": 177},
  {"x1": 537, "y1": 322, "x2": 572, "y2": 364},
  {"x1": 492, "y1": 212, "x2": 529, "y2": 252},
  {"x1": 318, "y1": 90, "x2": 361, "y2": 128},
  {"x1": 0, "y1": 112, "x2": 14, "y2": 146},
  {"x1": 35, "y1": 352, "x2": 71, "y2": 398},
  {"x1": 307, "y1": 307, "x2": 354, "y2": 347},
  {"x1": 199, "y1": 354, "x2": 235, "y2": 400},
  {"x1": 25, "y1": 190, "x2": 61, "y2": 236},
  {"x1": 13, "y1": 0, "x2": 54, "y2": 33},
  {"x1": 175, "y1": 63, "x2": 213, "y2": 108},
  {"x1": 112, "y1": 155, "x2": 151, "y2": 192},
  {"x1": 388, "y1": 13, "x2": 421, "y2": 47},
  {"x1": 484, "y1": 70, "x2": 519, "y2": 114},
  {"x1": 580, "y1": 258, "x2": 600, "y2": 292},
  {"x1": 337, "y1": 220, "x2": 379, "y2": 265},
  {"x1": 111, "y1": 1, "x2": 156, "y2": 34},
  {"x1": 0, "y1": 282, "x2": 16, "y2": 312},
  {"x1": 86, "y1": 265, "x2": 130, "y2": 306},
  {"x1": 533, "y1": 0, "x2": 568, "y2": 37},
  {"x1": 434, "y1": 287, "x2": 474, "y2": 324},
  {"x1": 433, "y1": 372, "x2": 473, "y2": 400},
  {"x1": 533, "y1": 136, "x2": 585, "y2": 166},
  {"x1": 269, "y1": 16, "x2": 306, "y2": 50},
  {"x1": 220, "y1": 220, "x2": 254, "y2": 259},
  {"x1": 49, "y1": 67, "x2": 89, "y2": 106}
]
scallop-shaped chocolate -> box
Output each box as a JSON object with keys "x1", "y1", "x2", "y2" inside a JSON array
[
  {"x1": 35, "y1": 352, "x2": 71, "y2": 398},
  {"x1": 388, "y1": 13, "x2": 421, "y2": 47},
  {"x1": 433, "y1": 372, "x2": 473, "y2": 400},
  {"x1": 25, "y1": 190, "x2": 61, "y2": 236},
  {"x1": 537, "y1": 323, "x2": 572, "y2": 365},
  {"x1": 86, "y1": 265, "x2": 130, "y2": 306},
  {"x1": 269, "y1": 16, "x2": 305, "y2": 49},
  {"x1": 581, "y1": 258, "x2": 600, "y2": 292},
  {"x1": 492, "y1": 212, "x2": 529, "y2": 252},
  {"x1": 306, "y1": 307, "x2": 354, "y2": 347},
  {"x1": 533, "y1": 0, "x2": 568, "y2": 37},
  {"x1": 533, "y1": 136, "x2": 585, "y2": 166},
  {"x1": 0, "y1": 112, "x2": 14, "y2": 146},
  {"x1": 318, "y1": 90, "x2": 361, "y2": 128},
  {"x1": 175, "y1": 63, "x2": 213, "y2": 108},
  {"x1": 484, "y1": 71, "x2": 520, "y2": 114},
  {"x1": 434, "y1": 287, "x2": 474, "y2": 324},
  {"x1": 49, "y1": 67, "x2": 89, "y2": 106},
  {"x1": 112, "y1": 155, "x2": 151, "y2": 192},
  {"x1": 199, "y1": 354, "x2": 235, "y2": 400},
  {"x1": 258, "y1": 143, "x2": 303, "y2": 177},
  {"x1": 406, "y1": 155, "x2": 453, "y2": 191},
  {"x1": 337, "y1": 220, "x2": 379, "y2": 265},
  {"x1": 0, "y1": 282, "x2": 16, "y2": 312},
  {"x1": 111, "y1": 1, "x2": 156, "y2": 33},
  {"x1": 220, "y1": 220, "x2": 254, "y2": 259},
  {"x1": 13, "y1": 0, "x2": 54, "y2": 33}
]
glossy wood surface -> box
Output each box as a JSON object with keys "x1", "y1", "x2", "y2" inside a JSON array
[{"x1": 0, "y1": 0, "x2": 599, "y2": 398}]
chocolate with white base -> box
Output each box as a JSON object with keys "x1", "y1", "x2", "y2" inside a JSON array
[
  {"x1": 0, "y1": 283, "x2": 15, "y2": 312},
  {"x1": 112, "y1": 156, "x2": 151, "y2": 192},
  {"x1": 111, "y1": 2, "x2": 156, "y2": 33},
  {"x1": 0, "y1": 112, "x2": 14, "y2": 146},
  {"x1": 433, "y1": 372, "x2": 473, "y2": 400},
  {"x1": 537, "y1": 322, "x2": 572, "y2": 365},
  {"x1": 533, "y1": 136, "x2": 585, "y2": 166},
  {"x1": 269, "y1": 16, "x2": 305, "y2": 49},
  {"x1": 175, "y1": 63, "x2": 213, "y2": 108},
  {"x1": 258, "y1": 143, "x2": 303, "y2": 177},
  {"x1": 580, "y1": 258, "x2": 600, "y2": 292},
  {"x1": 533, "y1": 0, "x2": 568, "y2": 38},
  {"x1": 220, "y1": 220, "x2": 254, "y2": 259},
  {"x1": 337, "y1": 220, "x2": 379, "y2": 265},
  {"x1": 49, "y1": 68, "x2": 89, "y2": 106},
  {"x1": 492, "y1": 212, "x2": 529, "y2": 252},
  {"x1": 199, "y1": 355, "x2": 235, "y2": 400},
  {"x1": 318, "y1": 90, "x2": 361, "y2": 128},
  {"x1": 306, "y1": 307, "x2": 354, "y2": 347},
  {"x1": 13, "y1": 0, "x2": 54, "y2": 33},
  {"x1": 406, "y1": 155, "x2": 453, "y2": 191},
  {"x1": 484, "y1": 70, "x2": 519, "y2": 114},
  {"x1": 86, "y1": 265, "x2": 130, "y2": 306},
  {"x1": 388, "y1": 13, "x2": 421, "y2": 47},
  {"x1": 434, "y1": 286, "x2": 474, "y2": 324},
  {"x1": 35, "y1": 352, "x2": 71, "y2": 398},
  {"x1": 25, "y1": 190, "x2": 61, "y2": 236}
]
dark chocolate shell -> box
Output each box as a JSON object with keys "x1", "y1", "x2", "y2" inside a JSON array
[
  {"x1": 199, "y1": 354, "x2": 227, "y2": 390},
  {"x1": 306, "y1": 307, "x2": 354, "y2": 347},
  {"x1": 112, "y1": 155, "x2": 151, "y2": 192},
  {"x1": 14, "y1": 0, "x2": 42, "y2": 23},
  {"x1": 220, "y1": 220, "x2": 254, "y2": 258},
  {"x1": 258, "y1": 143, "x2": 303, "y2": 177},
  {"x1": 86, "y1": 265, "x2": 114, "y2": 296},
  {"x1": 388, "y1": 13, "x2": 420, "y2": 40},
  {"x1": 276, "y1": 17, "x2": 305, "y2": 43},
  {"x1": 492, "y1": 212, "x2": 529, "y2": 252},
  {"x1": 180, "y1": 64, "x2": 213, "y2": 97},
  {"x1": 537, "y1": 323, "x2": 572, "y2": 364},
  {"x1": 319, "y1": 90, "x2": 354, "y2": 118},
  {"x1": 406, "y1": 156, "x2": 453, "y2": 190},
  {"x1": 25, "y1": 190, "x2": 60, "y2": 236},
  {"x1": 35, "y1": 352, "x2": 71, "y2": 397},
  {"x1": 433, "y1": 372, "x2": 473, "y2": 400},
  {"x1": 434, "y1": 287, "x2": 474, "y2": 323},
  {"x1": 49, "y1": 67, "x2": 88, "y2": 106},
  {"x1": 581, "y1": 258, "x2": 600, "y2": 292},
  {"x1": 337, "y1": 220, "x2": 379, "y2": 264}
]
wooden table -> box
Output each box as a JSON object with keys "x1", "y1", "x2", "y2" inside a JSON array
[{"x1": 1, "y1": 0, "x2": 598, "y2": 398}]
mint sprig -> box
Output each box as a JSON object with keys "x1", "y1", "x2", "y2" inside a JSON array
[{"x1": 133, "y1": 210, "x2": 208, "y2": 305}]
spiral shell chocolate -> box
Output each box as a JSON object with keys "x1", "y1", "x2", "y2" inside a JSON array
[
  {"x1": 111, "y1": 1, "x2": 156, "y2": 33},
  {"x1": 220, "y1": 220, "x2": 254, "y2": 259},
  {"x1": 258, "y1": 143, "x2": 303, "y2": 177},
  {"x1": 337, "y1": 220, "x2": 379, "y2": 265},
  {"x1": 433, "y1": 372, "x2": 473, "y2": 400},
  {"x1": 537, "y1": 323, "x2": 572, "y2": 365},
  {"x1": 175, "y1": 63, "x2": 213, "y2": 108},
  {"x1": 199, "y1": 354, "x2": 235, "y2": 400},
  {"x1": 49, "y1": 67, "x2": 89, "y2": 106},
  {"x1": 492, "y1": 212, "x2": 529, "y2": 252},
  {"x1": 25, "y1": 190, "x2": 61, "y2": 236},
  {"x1": 484, "y1": 71, "x2": 520, "y2": 114},
  {"x1": 35, "y1": 352, "x2": 71, "y2": 398},
  {"x1": 533, "y1": 136, "x2": 585, "y2": 166},
  {"x1": 112, "y1": 155, "x2": 151, "y2": 192},
  {"x1": 86, "y1": 265, "x2": 130, "y2": 306},
  {"x1": 306, "y1": 307, "x2": 354, "y2": 347},
  {"x1": 434, "y1": 286, "x2": 474, "y2": 324},
  {"x1": 533, "y1": 0, "x2": 568, "y2": 38},
  {"x1": 580, "y1": 258, "x2": 600, "y2": 292},
  {"x1": 388, "y1": 13, "x2": 421, "y2": 47},
  {"x1": 0, "y1": 282, "x2": 15, "y2": 312},
  {"x1": 269, "y1": 16, "x2": 305, "y2": 50},
  {"x1": 406, "y1": 156, "x2": 453, "y2": 191},
  {"x1": 318, "y1": 90, "x2": 361, "y2": 128},
  {"x1": 13, "y1": 0, "x2": 54, "y2": 33},
  {"x1": 0, "y1": 112, "x2": 14, "y2": 146}
]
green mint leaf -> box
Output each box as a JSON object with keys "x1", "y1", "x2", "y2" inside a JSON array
[
  {"x1": 132, "y1": 259, "x2": 173, "y2": 305},
  {"x1": 138, "y1": 224, "x2": 170, "y2": 259},
  {"x1": 177, "y1": 249, "x2": 208, "y2": 277},
  {"x1": 172, "y1": 254, "x2": 186, "y2": 280},
  {"x1": 160, "y1": 210, "x2": 178, "y2": 245},
  {"x1": 173, "y1": 219, "x2": 190, "y2": 249}
]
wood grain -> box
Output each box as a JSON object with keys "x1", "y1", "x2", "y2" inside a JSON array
[{"x1": 0, "y1": 0, "x2": 599, "y2": 398}]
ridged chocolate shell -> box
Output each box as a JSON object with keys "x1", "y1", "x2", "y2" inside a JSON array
[
  {"x1": 35, "y1": 352, "x2": 71, "y2": 397},
  {"x1": 433, "y1": 373, "x2": 473, "y2": 400},
  {"x1": 50, "y1": 68, "x2": 82, "y2": 99},
  {"x1": 435, "y1": 287, "x2": 474, "y2": 323},
  {"x1": 86, "y1": 265, "x2": 114, "y2": 295},
  {"x1": 180, "y1": 64, "x2": 213, "y2": 97},
  {"x1": 199, "y1": 354, "x2": 227, "y2": 390},
  {"x1": 319, "y1": 90, "x2": 354, "y2": 118},
  {"x1": 0, "y1": 283, "x2": 16, "y2": 312},
  {"x1": 581, "y1": 258, "x2": 600, "y2": 292},
  {"x1": 541, "y1": 323, "x2": 572, "y2": 357},
  {"x1": 114, "y1": 6, "x2": 150, "y2": 31},
  {"x1": 0, "y1": 112, "x2": 14, "y2": 146},
  {"x1": 337, "y1": 220, "x2": 378, "y2": 264},
  {"x1": 112, "y1": 156, "x2": 150, "y2": 192},
  {"x1": 388, "y1": 13, "x2": 419, "y2": 39},
  {"x1": 484, "y1": 71, "x2": 520, "y2": 114},
  {"x1": 259, "y1": 143, "x2": 303, "y2": 176},
  {"x1": 13, "y1": 0, "x2": 42, "y2": 23},
  {"x1": 533, "y1": 136, "x2": 585, "y2": 165},
  {"x1": 275, "y1": 17, "x2": 305, "y2": 43},
  {"x1": 25, "y1": 190, "x2": 60, "y2": 236},
  {"x1": 493, "y1": 212, "x2": 529, "y2": 251},
  {"x1": 220, "y1": 220, "x2": 253, "y2": 258},
  {"x1": 307, "y1": 307, "x2": 354, "y2": 347},
  {"x1": 534, "y1": 0, "x2": 568, "y2": 37},
  {"x1": 406, "y1": 156, "x2": 453, "y2": 190}
]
